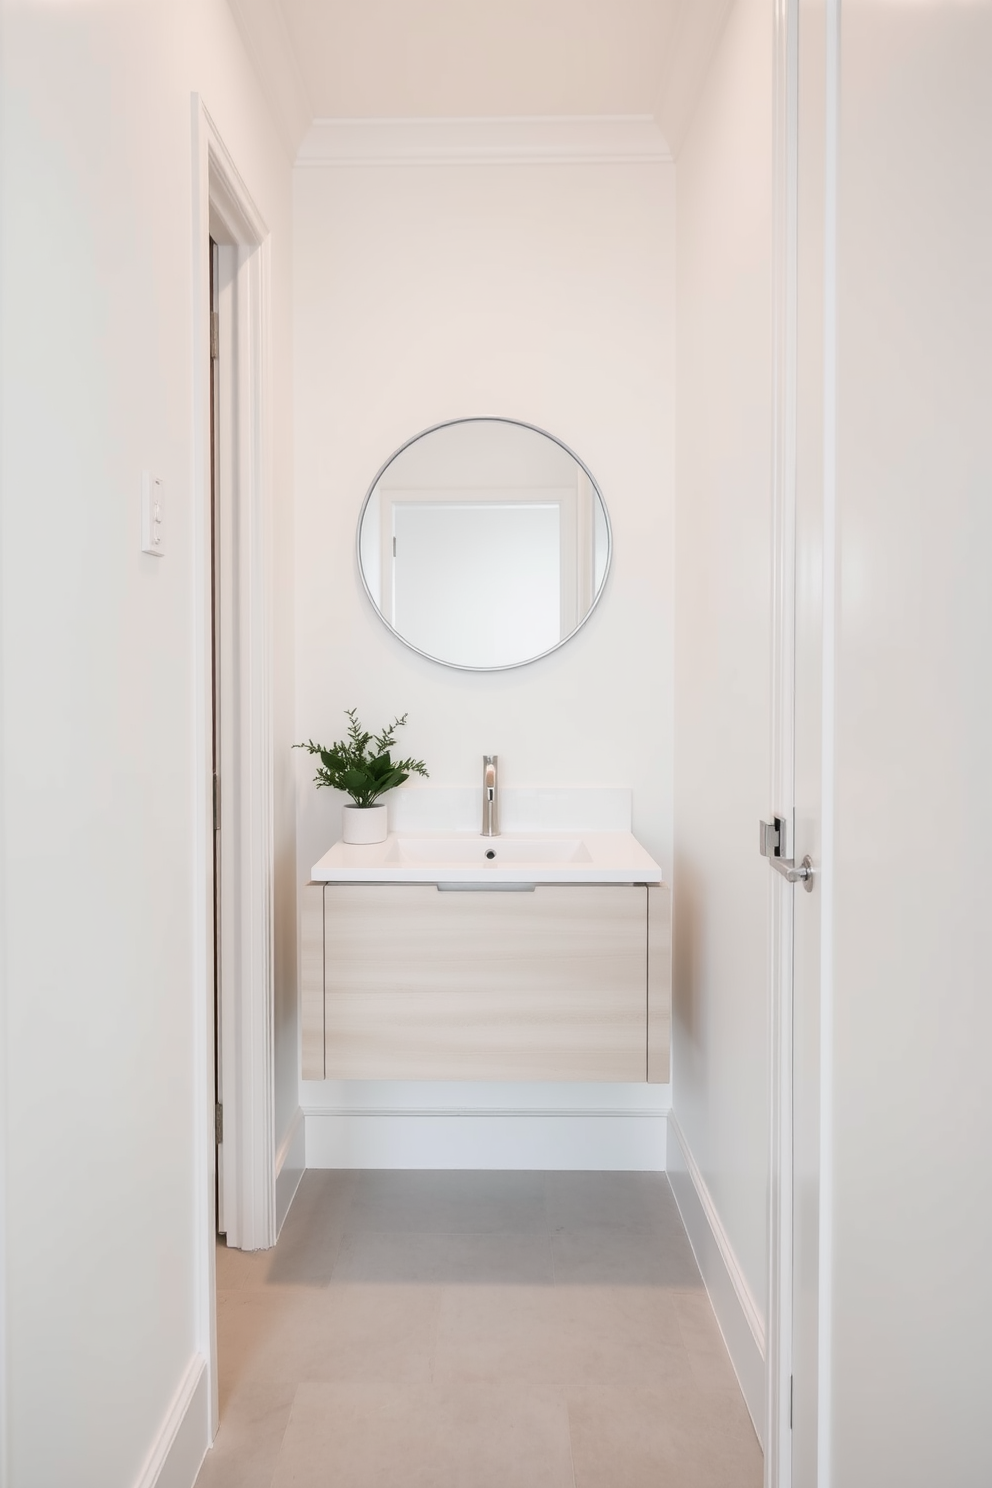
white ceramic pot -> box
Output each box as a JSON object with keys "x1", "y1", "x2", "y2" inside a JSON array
[{"x1": 342, "y1": 802, "x2": 387, "y2": 845}]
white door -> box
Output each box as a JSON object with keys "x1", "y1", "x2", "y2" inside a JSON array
[{"x1": 766, "y1": 2, "x2": 832, "y2": 1479}]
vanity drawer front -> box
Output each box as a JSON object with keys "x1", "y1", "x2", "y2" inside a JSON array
[{"x1": 322, "y1": 884, "x2": 647, "y2": 1083}]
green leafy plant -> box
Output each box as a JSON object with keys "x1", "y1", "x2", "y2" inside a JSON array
[{"x1": 294, "y1": 709, "x2": 429, "y2": 809}]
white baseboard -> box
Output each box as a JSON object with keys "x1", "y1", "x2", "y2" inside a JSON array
[
  {"x1": 275, "y1": 1105, "x2": 305, "y2": 1234},
  {"x1": 667, "y1": 1114, "x2": 766, "y2": 1445},
  {"x1": 304, "y1": 1108, "x2": 668, "y2": 1171},
  {"x1": 133, "y1": 1353, "x2": 209, "y2": 1488}
]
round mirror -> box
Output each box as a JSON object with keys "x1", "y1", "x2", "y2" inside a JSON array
[{"x1": 357, "y1": 418, "x2": 611, "y2": 671}]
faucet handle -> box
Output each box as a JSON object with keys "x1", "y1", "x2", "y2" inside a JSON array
[{"x1": 482, "y1": 755, "x2": 499, "y2": 836}]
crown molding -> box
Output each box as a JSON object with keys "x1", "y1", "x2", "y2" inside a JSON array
[{"x1": 296, "y1": 115, "x2": 672, "y2": 168}]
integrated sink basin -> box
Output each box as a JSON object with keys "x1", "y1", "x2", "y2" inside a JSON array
[
  {"x1": 311, "y1": 831, "x2": 662, "y2": 885},
  {"x1": 386, "y1": 835, "x2": 591, "y2": 866}
]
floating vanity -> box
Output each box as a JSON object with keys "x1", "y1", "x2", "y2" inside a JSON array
[{"x1": 302, "y1": 799, "x2": 670, "y2": 1086}]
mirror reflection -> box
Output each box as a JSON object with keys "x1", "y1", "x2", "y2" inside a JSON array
[{"x1": 357, "y1": 418, "x2": 611, "y2": 670}]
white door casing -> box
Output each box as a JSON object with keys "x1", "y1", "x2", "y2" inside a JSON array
[
  {"x1": 191, "y1": 95, "x2": 277, "y2": 1440},
  {"x1": 201, "y1": 103, "x2": 276, "y2": 1254},
  {"x1": 792, "y1": 0, "x2": 831, "y2": 1480}
]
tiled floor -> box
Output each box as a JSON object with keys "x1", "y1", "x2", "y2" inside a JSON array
[{"x1": 196, "y1": 1170, "x2": 762, "y2": 1488}]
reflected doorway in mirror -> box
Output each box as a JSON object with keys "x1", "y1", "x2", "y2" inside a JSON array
[{"x1": 357, "y1": 417, "x2": 611, "y2": 670}]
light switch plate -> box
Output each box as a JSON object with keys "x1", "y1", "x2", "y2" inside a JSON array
[{"x1": 141, "y1": 472, "x2": 165, "y2": 556}]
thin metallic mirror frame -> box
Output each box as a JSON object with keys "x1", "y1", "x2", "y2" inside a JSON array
[{"x1": 355, "y1": 416, "x2": 613, "y2": 673}]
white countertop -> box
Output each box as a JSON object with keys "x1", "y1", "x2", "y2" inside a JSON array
[{"x1": 311, "y1": 830, "x2": 664, "y2": 886}]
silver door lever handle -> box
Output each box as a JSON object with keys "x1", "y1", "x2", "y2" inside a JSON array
[
  {"x1": 767, "y1": 854, "x2": 814, "y2": 888},
  {"x1": 760, "y1": 819, "x2": 814, "y2": 892}
]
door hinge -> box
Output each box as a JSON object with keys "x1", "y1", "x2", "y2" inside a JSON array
[
  {"x1": 789, "y1": 1374, "x2": 794, "y2": 1430},
  {"x1": 213, "y1": 773, "x2": 220, "y2": 832},
  {"x1": 210, "y1": 311, "x2": 219, "y2": 362},
  {"x1": 215, "y1": 1102, "x2": 224, "y2": 1145},
  {"x1": 392, "y1": 535, "x2": 397, "y2": 557}
]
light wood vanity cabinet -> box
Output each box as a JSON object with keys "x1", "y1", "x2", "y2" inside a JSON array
[{"x1": 301, "y1": 882, "x2": 670, "y2": 1084}]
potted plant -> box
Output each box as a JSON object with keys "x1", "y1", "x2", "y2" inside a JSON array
[{"x1": 295, "y1": 709, "x2": 429, "y2": 844}]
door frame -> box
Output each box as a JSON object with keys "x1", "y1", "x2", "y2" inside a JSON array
[
  {"x1": 766, "y1": 3, "x2": 838, "y2": 1485},
  {"x1": 191, "y1": 91, "x2": 276, "y2": 1425},
  {"x1": 765, "y1": 3, "x2": 800, "y2": 1482}
]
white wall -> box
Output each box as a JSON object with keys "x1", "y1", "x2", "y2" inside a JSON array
[
  {"x1": 0, "y1": 3, "x2": 294, "y2": 1483},
  {"x1": 828, "y1": 5, "x2": 992, "y2": 1483},
  {"x1": 671, "y1": 0, "x2": 773, "y2": 1410},
  {"x1": 293, "y1": 154, "x2": 675, "y2": 1151}
]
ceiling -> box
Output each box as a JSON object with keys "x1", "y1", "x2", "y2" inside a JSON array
[
  {"x1": 228, "y1": 0, "x2": 735, "y2": 158},
  {"x1": 280, "y1": 0, "x2": 682, "y2": 119}
]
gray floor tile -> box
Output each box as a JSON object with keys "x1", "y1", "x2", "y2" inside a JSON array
[
  {"x1": 568, "y1": 1379, "x2": 761, "y2": 1488},
  {"x1": 674, "y1": 1289, "x2": 731, "y2": 1352},
  {"x1": 554, "y1": 1282, "x2": 690, "y2": 1372},
  {"x1": 346, "y1": 1169, "x2": 548, "y2": 1234},
  {"x1": 263, "y1": 1169, "x2": 357, "y2": 1286},
  {"x1": 546, "y1": 1171, "x2": 681, "y2": 1235},
  {"x1": 674, "y1": 1292, "x2": 746, "y2": 1394},
  {"x1": 332, "y1": 1227, "x2": 555, "y2": 1285},
  {"x1": 433, "y1": 1280, "x2": 689, "y2": 1394},
  {"x1": 215, "y1": 1241, "x2": 274, "y2": 1292},
  {"x1": 200, "y1": 1171, "x2": 760, "y2": 1488},
  {"x1": 551, "y1": 1224, "x2": 704, "y2": 1288},
  {"x1": 432, "y1": 1284, "x2": 566, "y2": 1391},
  {"x1": 194, "y1": 1379, "x2": 295, "y2": 1488},
  {"x1": 269, "y1": 1380, "x2": 575, "y2": 1488},
  {"x1": 218, "y1": 1283, "x2": 440, "y2": 1390}
]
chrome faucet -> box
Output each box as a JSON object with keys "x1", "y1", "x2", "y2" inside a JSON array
[{"x1": 482, "y1": 755, "x2": 500, "y2": 836}]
